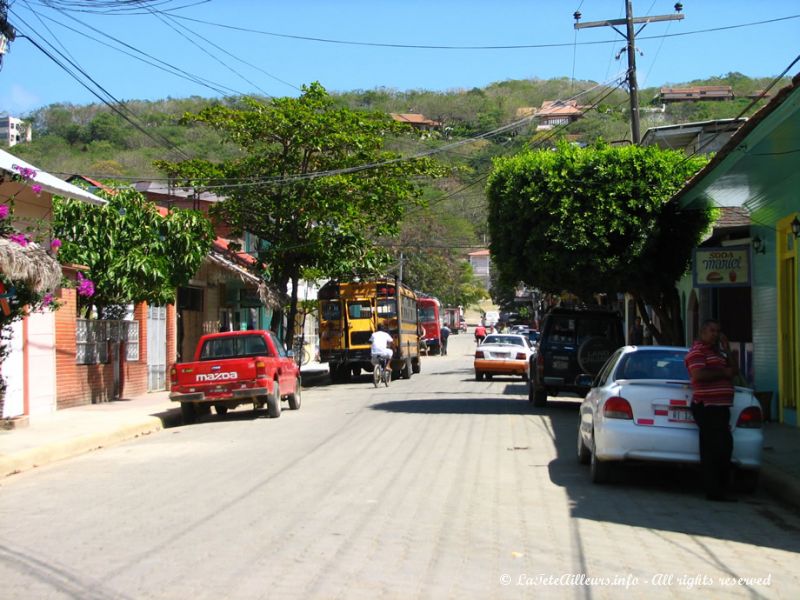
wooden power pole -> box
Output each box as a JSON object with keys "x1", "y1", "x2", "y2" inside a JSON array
[{"x1": 574, "y1": 2, "x2": 685, "y2": 144}]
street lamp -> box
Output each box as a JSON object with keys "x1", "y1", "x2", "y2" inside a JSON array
[
  {"x1": 791, "y1": 215, "x2": 800, "y2": 238},
  {"x1": 752, "y1": 235, "x2": 766, "y2": 255}
]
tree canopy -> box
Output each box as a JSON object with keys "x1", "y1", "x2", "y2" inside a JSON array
[
  {"x1": 53, "y1": 187, "x2": 214, "y2": 315},
  {"x1": 487, "y1": 141, "x2": 713, "y2": 343},
  {"x1": 155, "y1": 82, "x2": 445, "y2": 340}
]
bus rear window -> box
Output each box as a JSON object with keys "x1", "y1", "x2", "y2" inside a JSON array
[{"x1": 348, "y1": 301, "x2": 373, "y2": 319}]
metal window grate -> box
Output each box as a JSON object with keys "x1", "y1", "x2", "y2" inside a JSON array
[{"x1": 75, "y1": 319, "x2": 140, "y2": 364}]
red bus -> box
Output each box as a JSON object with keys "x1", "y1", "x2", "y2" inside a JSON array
[{"x1": 418, "y1": 296, "x2": 442, "y2": 355}]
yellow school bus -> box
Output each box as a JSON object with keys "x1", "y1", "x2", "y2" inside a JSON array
[{"x1": 319, "y1": 279, "x2": 421, "y2": 382}]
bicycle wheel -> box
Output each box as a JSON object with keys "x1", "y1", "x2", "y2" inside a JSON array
[
  {"x1": 301, "y1": 346, "x2": 312, "y2": 366},
  {"x1": 373, "y1": 364, "x2": 381, "y2": 388},
  {"x1": 383, "y1": 365, "x2": 390, "y2": 387}
]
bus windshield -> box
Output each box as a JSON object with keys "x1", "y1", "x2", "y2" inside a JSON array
[{"x1": 419, "y1": 307, "x2": 437, "y2": 322}]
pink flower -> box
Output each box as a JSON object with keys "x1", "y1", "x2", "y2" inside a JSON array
[
  {"x1": 41, "y1": 293, "x2": 54, "y2": 307},
  {"x1": 50, "y1": 238, "x2": 62, "y2": 250},
  {"x1": 31, "y1": 184, "x2": 43, "y2": 195},
  {"x1": 0, "y1": 205, "x2": 9, "y2": 219},
  {"x1": 9, "y1": 233, "x2": 29, "y2": 247},
  {"x1": 77, "y1": 272, "x2": 95, "y2": 297}
]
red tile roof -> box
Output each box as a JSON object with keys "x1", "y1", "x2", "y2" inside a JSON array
[{"x1": 390, "y1": 113, "x2": 441, "y2": 127}]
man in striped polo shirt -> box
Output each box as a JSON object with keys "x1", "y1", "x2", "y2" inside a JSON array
[{"x1": 685, "y1": 319, "x2": 739, "y2": 502}]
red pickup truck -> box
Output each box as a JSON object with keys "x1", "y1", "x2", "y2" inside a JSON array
[{"x1": 169, "y1": 330, "x2": 301, "y2": 424}]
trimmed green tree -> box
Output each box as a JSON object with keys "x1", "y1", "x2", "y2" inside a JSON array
[
  {"x1": 53, "y1": 187, "x2": 214, "y2": 316},
  {"x1": 155, "y1": 82, "x2": 444, "y2": 343},
  {"x1": 487, "y1": 140, "x2": 713, "y2": 344}
]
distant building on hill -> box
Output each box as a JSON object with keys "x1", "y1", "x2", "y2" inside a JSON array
[
  {"x1": 641, "y1": 118, "x2": 747, "y2": 155},
  {"x1": 0, "y1": 116, "x2": 32, "y2": 147},
  {"x1": 468, "y1": 249, "x2": 491, "y2": 289},
  {"x1": 534, "y1": 100, "x2": 586, "y2": 130},
  {"x1": 659, "y1": 86, "x2": 734, "y2": 102},
  {"x1": 390, "y1": 113, "x2": 442, "y2": 131}
]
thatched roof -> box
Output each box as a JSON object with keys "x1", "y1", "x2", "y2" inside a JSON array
[{"x1": 0, "y1": 238, "x2": 62, "y2": 293}]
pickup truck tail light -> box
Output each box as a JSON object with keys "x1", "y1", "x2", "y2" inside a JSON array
[
  {"x1": 170, "y1": 366, "x2": 177, "y2": 386},
  {"x1": 603, "y1": 396, "x2": 633, "y2": 420},
  {"x1": 255, "y1": 360, "x2": 268, "y2": 380},
  {"x1": 736, "y1": 406, "x2": 763, "y2": 429},
  {"x1": 475, "y1": 350, "x2": 484, "y2": 359}
]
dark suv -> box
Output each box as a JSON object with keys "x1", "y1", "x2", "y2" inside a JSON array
[{"x1": 528, "y1": 307, "x2": 624, "y2": 406}]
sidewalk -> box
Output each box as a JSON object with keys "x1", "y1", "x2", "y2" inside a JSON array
[
  {"x1": 2, "y1": 376, "x2": 799, "y2": 511},
  {"x1": 0, "y1": 361, "x2": 330, "y2": 478}
]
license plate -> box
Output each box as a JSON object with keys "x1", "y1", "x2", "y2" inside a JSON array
[
  {"x1": 553, "y1": 360, "x2": 568, "y2": 370},
  {"x1": 669, "y1": 408, "x2": 694, "y2": 423},
  {"x1": 493, "y1": 352, "x2": 509, "y2": 359}
]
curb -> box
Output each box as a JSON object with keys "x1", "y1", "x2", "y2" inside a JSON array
[
  {"x1": 0, "y1": 409, "x2": 182, "y2": 478},
  {"x1": 759, "y1": 462, "x2": 800, "y2": 509}
]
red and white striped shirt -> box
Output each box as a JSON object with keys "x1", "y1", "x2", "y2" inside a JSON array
[{"x1": 685, "y1": 340, "x2": 734, "y2": 406}]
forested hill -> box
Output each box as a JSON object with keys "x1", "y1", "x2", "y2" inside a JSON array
[{"x1": 6, "y1": 72, "x2": 782, "y2": 181}]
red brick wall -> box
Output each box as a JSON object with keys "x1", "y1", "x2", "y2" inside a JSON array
[{"x1": 54, "y1": 291, "x2": 171, "y2": 408}]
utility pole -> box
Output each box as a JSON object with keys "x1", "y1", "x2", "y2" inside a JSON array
[{"x1": 574, "y1": 2, "x2": 684, "y2": 144}]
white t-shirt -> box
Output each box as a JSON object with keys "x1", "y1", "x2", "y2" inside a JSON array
[{"x1": 369, "y1": 330, "x2": 393, "y2": 355}]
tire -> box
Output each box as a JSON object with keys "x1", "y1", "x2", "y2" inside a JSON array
[
  {"x1": 288, "y1": 377, "x2": 302, "y2": 410},
  {"x1": 521, "y1": 372, "x2": 528, "y2": 382},
  {"x1": 373, "y1": 365, "x2": 381, "y2": 388},
  {"x1": 213, "y1": 404, "x2": 228, "y2": 416},
  {"x1": 267, "y1": 380, "x2": 281, "y2": 418},
  {"x1": 412, "y1": 357, "x2": 421, "y2": 374},
  {"x1": 735, "y1": 468, "x2": 759, "y2": 493},
  {"x1": 195, "y1": 404, "x2": 211, "y2": 417},
  {"x1": 180, "y1": 402, "x2": 196, "y2": 425},
  {"x1": 383, "y1": 366, "x2": 391, "y2": 387},
  {"x1": 528, "y1": 379, "x2": 535, "y2": 402},
  {"x1": 533, "y1": 388, "x2": 547, "y2": 407},
  {"x1": 401, "y1": 357, "x2": 412, "y2": 379},
  {"x1": 577, "y1": 428, "x2": 591, "y2": 465},
  {"x1": 486, "y1": 374, "x2": 493, "y2": 381},
  {"x1": 475, "y1": 371, "x2": 483, "y2": 381},
  {"x1": 590, "y1": 440, "x2": 613, "y2": 484}
]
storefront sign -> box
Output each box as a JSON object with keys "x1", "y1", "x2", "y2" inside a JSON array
[{"x1": 693, "y1": 246, "x2": 751, "y2": 288}]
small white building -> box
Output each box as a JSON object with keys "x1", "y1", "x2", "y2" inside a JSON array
[
  {"x1": 0, "y1": 116, "x2": 32, "y2": 147},
  {"x1": 468, "y1": 249, "x2": 491, "y2": 289}
]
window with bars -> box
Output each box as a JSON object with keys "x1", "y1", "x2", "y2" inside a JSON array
[{"x1": 76, "y1": 319, "x2": 140, "y2": 364}]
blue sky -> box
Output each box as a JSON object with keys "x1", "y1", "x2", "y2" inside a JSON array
[{"x1": 1, "y1": 0, "x2": 798, "y2": 114}]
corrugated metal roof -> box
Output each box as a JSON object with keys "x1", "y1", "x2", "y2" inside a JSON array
[{"x1": 0, "y1": 149, "x2": 106, "y2": 205}]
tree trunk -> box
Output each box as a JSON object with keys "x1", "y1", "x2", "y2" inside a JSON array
[{"x1": 285, "y1": 273, "x2": 300, "y2": 349}]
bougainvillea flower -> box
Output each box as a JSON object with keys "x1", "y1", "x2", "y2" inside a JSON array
[
  {"x1": 31, "y1": 184, "x2": 43, "y2": 194},
  {"x1": 77, "y1": 272, "x2": 95, "y2": 297},
  {"x1": 0, "y1": 205, "x2": 9, "y2": 219},
  {"x1": 50, "y1": 238, "x2": 62, "y2": 250},
  {"x1": 9, "y1": 233, "x2": 29, "y2": 247}
]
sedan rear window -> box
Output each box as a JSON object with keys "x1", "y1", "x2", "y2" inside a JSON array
[
  {"x1": 616, "y1": 350, "x2": 688, "y2": 381},
  {"x1": 483, "y1": 335, "x2": 525, "y2": 347}
]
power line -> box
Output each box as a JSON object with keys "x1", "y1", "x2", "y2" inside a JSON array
[{"x1": 166, "y1": 12, "x2": 800, "y2": 50}]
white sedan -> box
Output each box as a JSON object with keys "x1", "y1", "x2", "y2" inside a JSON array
[
  {"x1": 474, "y1": 334, "x2": 534, "y2": 381},
  {"x1": 577, "y1": 346, "x2": 763, "y2": 489}
]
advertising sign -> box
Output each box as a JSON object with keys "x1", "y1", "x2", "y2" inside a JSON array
[{"x1": 692, "y1": 246, "x2": 751, "y2": 288}]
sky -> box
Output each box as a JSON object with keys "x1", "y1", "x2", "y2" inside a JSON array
[{"x1": 0, "y1": 0, "x2": 798, "y2": 115}]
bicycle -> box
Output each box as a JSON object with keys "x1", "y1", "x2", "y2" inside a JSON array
[
  {"x1": 372, "y1": 355, "x2": 391, "y2": 388},
  {"x1": 292, "y1": 337, "x2": 312, "y2": 366}
]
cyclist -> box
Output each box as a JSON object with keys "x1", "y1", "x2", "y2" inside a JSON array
[{"x1": 369, "y1": 324, "x2": 394, "y2": 373}]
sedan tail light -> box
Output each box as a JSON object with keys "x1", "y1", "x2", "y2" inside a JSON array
[
  {"x1": 603, "y1": 396, "x2": 633, "y2": 420},
  {"x1": 515, "y1": 352, "x2": 527, "y2": 360},
  {"x1": 475, "y1": 350, "x2": 484, "y2": 359},
  {"x1": 736, "y1": 406, "x2": 763, "y2": 429}
]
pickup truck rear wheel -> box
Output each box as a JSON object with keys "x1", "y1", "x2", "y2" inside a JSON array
[
  {"x1": 267, "y1": 381, "x2": 282, "y2": 418},
  {"x1": 288, "y1": 377, "x2": 302, "y2": 410},
  {"x1": 180, "y1": 402, "x2": 196, "y2": 425}
]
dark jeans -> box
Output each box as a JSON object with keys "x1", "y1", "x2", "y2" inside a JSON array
[
  {"x1": 691, "y1": 403, "x2": 733, "y2": 497},
  {"x1": 441, "y1": 336, "x2": 449, "y2": 355}
]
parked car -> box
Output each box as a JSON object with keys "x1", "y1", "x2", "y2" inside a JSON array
[
  {"x1": 170, "y1": 330, "x2": 301, "y2": 424},
  {"x1": 577, "y1": 346, "x2": 763, "y2": 489},
  {"x1": 474, "y1": 334, "x2": 534, "y2": 381},
  {"x1": 528, "y1": 307, "x2": 624, "y2": 406}
]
